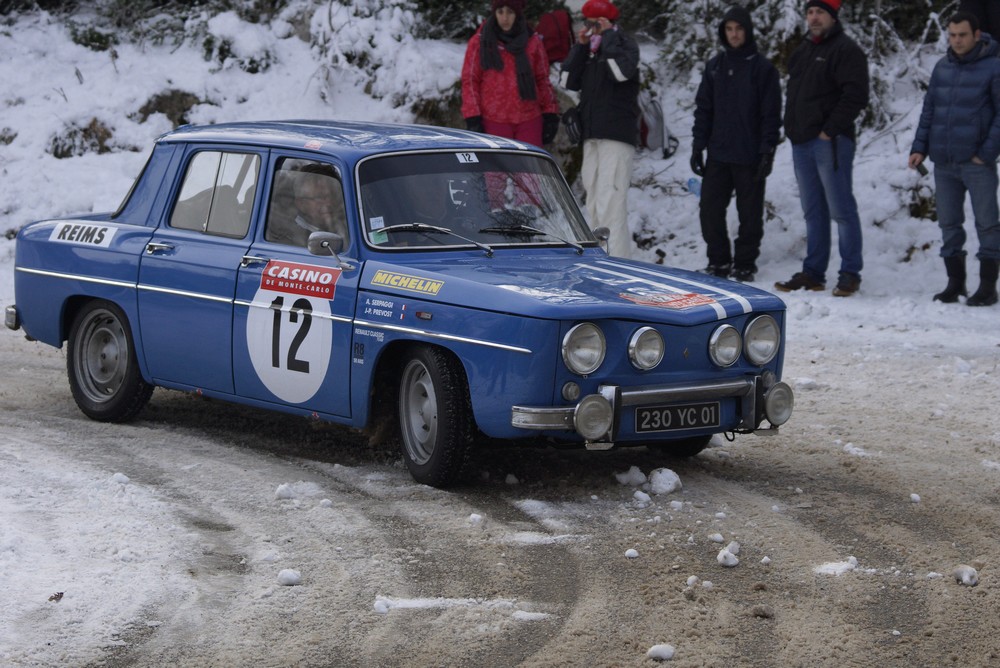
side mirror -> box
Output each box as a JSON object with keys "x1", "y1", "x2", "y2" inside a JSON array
[
  {"x1": 592, "y1": 226, "x2": 610, "y2": 254},
  {"x1": 307, "y1": 231, "x2": 352, "y2": 269}
]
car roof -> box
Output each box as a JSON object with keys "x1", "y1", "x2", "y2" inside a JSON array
[{"x1": 157, "y1": 120, "x2": 547, "y2": 160}]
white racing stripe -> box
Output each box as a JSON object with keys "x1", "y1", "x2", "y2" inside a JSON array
[{"x1": 587, "y1": 260, "x2": 754, "y2": 318}]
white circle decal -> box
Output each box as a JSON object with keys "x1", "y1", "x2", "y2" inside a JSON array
[{"x1": 246, "y1": 287, "x2": 332, "y2": 404}]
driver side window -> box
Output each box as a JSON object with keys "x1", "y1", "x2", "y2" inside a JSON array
[{"x1": 265, "y1": 158, "x2": 349, "y2": 249}]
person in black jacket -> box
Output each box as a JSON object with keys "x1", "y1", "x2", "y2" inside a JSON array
[
  {"x1": 775, "y1": 0, "x2": 869, "y2": 297},
  {"x1": 560, "y1": 0, "x2": 640, "y2": 258},
  {"x1": 691, "y1": 5, "x2": 782, "y2": 282}
]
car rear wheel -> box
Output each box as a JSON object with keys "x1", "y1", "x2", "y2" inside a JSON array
[
  {"x1": 67, "y1": 300, "x2": 153, "y2": 422},
  {"x1": 397, "y1": 345, "x2": 473, "y2": 487},
  {"x1": 647, "y1": 435, "x2": 712, "y2": 458}
]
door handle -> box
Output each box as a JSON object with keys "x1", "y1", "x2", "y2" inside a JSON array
[
  {"x1": 145, "y1": 242, "x2": 174, "y2": 254},
  {"x1": 241, "y1": 255, "x2": 269, "y2": 267}
]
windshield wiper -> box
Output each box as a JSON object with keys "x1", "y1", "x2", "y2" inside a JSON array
[
  {"x1": 378, "y1": 223, "x2": 493, "y2": 257},
  {"x1": 478, "y1": 223, "x2": 585, "y2": 255}
]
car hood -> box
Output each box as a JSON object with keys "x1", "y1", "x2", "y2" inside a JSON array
[{"x1": 360, "y1": 253, "x2": 786, "y2": 324}]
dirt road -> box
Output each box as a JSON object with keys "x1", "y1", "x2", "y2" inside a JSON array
[{"x1": 3, "y1": 314, "x2": 1000, "y2": 667}]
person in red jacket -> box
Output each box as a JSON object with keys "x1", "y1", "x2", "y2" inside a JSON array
[{"x1": 461, "y1": 0, "x2": 560, "y2": 147}]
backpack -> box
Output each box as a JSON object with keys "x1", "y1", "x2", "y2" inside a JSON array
[
  {"x1": 535, "y1": 10, "x2": 572, "y2": 64},
  {"x1": 637, "y1": 88, "x2": 679, "y2": 158}
]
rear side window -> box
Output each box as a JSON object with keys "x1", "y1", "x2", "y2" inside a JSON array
[{"x1": 169, "y1": 151, "x2": 260, "y2": 238}]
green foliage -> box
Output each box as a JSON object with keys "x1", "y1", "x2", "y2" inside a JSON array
[
  {"x1": 0, "y1": 0, "x2": 67, "y2": 14},
  {"x1": 48, "y1": 117, "x2": 138, "y2": 158},
  {"x1": 69, "y1": 23, "x2": 116, "y2": 50},
  {"x1": 202, "y1": 32, "x2": 275, "y2": 72},
  {"x1": 411, "y1": 0, "x2": 570, "y2": 40}
]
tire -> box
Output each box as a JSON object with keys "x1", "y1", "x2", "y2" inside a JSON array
[
  {"x1": 67, "y1": 300, "x2": 153, "y2": 422},
  {"x1": 647, "y1": 435, "x2": 712, "y2": 458},
  {"x1": 397, "y1": 345, "x2": 474, "y2": 487}
]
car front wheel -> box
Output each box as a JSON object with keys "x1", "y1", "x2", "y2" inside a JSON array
[
  {"x1": 397, "y1": 345, "x2": 474, "y2": 487},
  {"x1": 67, "y1": 300, "x2": 153, "y2": 422}
]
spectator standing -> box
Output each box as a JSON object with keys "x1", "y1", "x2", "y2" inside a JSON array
[
  {"x1": 908, "y1": 11, "x2": 1000, "y2": 307},
  {"x1": 461, "y1": 0, "x2": 560, "y2": 148},
  {"x1": 559, "y1": 0, "x2": 640, "y2": 258},
  {"x1": 774, "y1": 0, "x2": 869, "y2": 296},
  {"x1": 690, "y1": 5, "x2": 782, "y2": 282}
]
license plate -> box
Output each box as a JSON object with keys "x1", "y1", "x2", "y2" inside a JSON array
[{"x1": 635, "y1": 402, "x2": 720, "y2": 433}]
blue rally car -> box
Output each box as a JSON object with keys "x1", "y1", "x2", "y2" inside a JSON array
[{"x1": 5, "y1": 121, "x2": 792, "y2": 487}]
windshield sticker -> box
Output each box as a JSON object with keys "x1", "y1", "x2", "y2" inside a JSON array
[
  {"x1": 619, "y1": 292, "x2": 717, "y2": 309},
  {"x1": 368, "y1": 216, "x2": 388, "y2": 244},
  {"x1": 370, "y1": 270, "x2": 443, "y2": 296},
  {"x1": 456, "y1": 152, "x2": 479, "y2": 164},
  {"x1": 49, "y1": 222, "x2": 116, "y2": 248},
  {"x1": 260, "y1": 260, "x2": 341, "y2": 300}
]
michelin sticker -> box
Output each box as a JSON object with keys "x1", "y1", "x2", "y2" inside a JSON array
[{"x1": 246, "y1": 260, "x2": 340, "y2": 403}]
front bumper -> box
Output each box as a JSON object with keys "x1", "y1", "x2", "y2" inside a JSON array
[{"x1": 511, "y1": 374, "x2": 793, "y2": 448}]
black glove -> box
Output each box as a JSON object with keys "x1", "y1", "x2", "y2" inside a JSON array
[
  {"x1": 690, "y1": 150, "x2": 705, "y2": 177},
  {"x1": 756, "y1": 151, "x2": 775, "y2": 182},
  {"x1": 542, "y1": 113, "x2": 559, "y2": 145},
  {"x1": 465, "y1": 116, "x2": 484, "y2": 133}
]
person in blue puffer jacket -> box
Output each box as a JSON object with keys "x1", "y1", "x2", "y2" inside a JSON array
[{"x1": 910, "y1": 11, "x2": 1000, "y2": 307}]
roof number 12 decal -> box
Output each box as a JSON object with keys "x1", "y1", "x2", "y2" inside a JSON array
[{"x1": 246, "y1": 260, "x2": 339, "y2": 403}]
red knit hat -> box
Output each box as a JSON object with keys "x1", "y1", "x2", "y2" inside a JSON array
[
  {"x1": 806, "y1": 0, "x2": 841, "y2": 20},
  {"x1": 491, "y1": 0, "x2": 525, "y2": 14},
  {"x1": 581, "y1": 0, "x2": 620, "y2": 22}
]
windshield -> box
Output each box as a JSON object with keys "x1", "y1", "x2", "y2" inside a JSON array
[{"x1": 357, "y1": 151, "x2": 594, "y2": 250}]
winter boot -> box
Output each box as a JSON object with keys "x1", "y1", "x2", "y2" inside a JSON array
[
  {"x1": 967, "y1": 258, "x2": 999, "y2": 307},
  {"x1": 933, "y1": 255, "x2": 966, "y2": 303}
]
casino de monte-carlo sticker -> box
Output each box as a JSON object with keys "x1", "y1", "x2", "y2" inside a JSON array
[
  {"x1": 246, "y1": 260, "x2": 341, "y2": 404},
  {"x1": 619, "y1": 291, "x2": 717, "y2": 309}
]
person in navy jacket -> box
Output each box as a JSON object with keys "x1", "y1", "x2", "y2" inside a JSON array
[
  {"x1": 909, "y1": 11, "x2": 1000, "y2": 307},
  {"x1": 691, "y1": 5, "x2": 782, "y2": 283}
]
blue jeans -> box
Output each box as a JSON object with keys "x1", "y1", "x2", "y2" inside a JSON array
[
  {"x1": 792, "y1": 136, "x2": 864, "y2": 280},
  {"x1": 933, "y1": 161, "x2": 1000, "y2": 261}
]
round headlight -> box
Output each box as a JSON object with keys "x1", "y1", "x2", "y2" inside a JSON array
[
  {"x1": 744, "y1": 315, "x2": 780, "y2": 366},
  {"x1": 574, "y1": 394, "x2": 613, "y2": 440},
  {"x1": 708, "y1": 324, "x2": 741, "y2": 367},
  {"x1": 628, "y1": 326, "x2": 664, "y2": 371},
  {"x1": 562, "y1": 323, "x2": 606, "y2": 375}
]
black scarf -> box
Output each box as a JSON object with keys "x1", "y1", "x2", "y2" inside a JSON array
[{"x1": 479, "y1": 15, "x2": 537, "y2": 101}]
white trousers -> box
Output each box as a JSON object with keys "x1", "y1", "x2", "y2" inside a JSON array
[{"x1": 581, "y1": 138, "x2": 635, "y2": 258}]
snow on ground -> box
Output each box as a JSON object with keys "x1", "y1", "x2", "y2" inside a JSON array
[{"x1": 2, "y1": 7, "x2": 1000, "y2": 666}]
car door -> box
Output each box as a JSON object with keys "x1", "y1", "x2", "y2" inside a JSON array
[
  {"x1": 137, "y1": 146, "x2": 264, "y2": 394},
  {"x1": 232, "y1": 153, "x2": 359, "y2": 418}
]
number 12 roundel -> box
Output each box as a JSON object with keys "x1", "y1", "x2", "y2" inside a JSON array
[{"x1": 246, "y1": 260, "x2": 341, "y2": 403}]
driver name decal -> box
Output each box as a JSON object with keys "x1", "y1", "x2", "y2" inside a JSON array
[
  {"x1": 370, "y1": 270, "x2": 443, "y2": 295},
  {"x1": 261, "y1": 260, "x2": 340, "y2": 300},
  {"x1": 619, "y1": 292, "x2": 717, "y2": 309}
]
